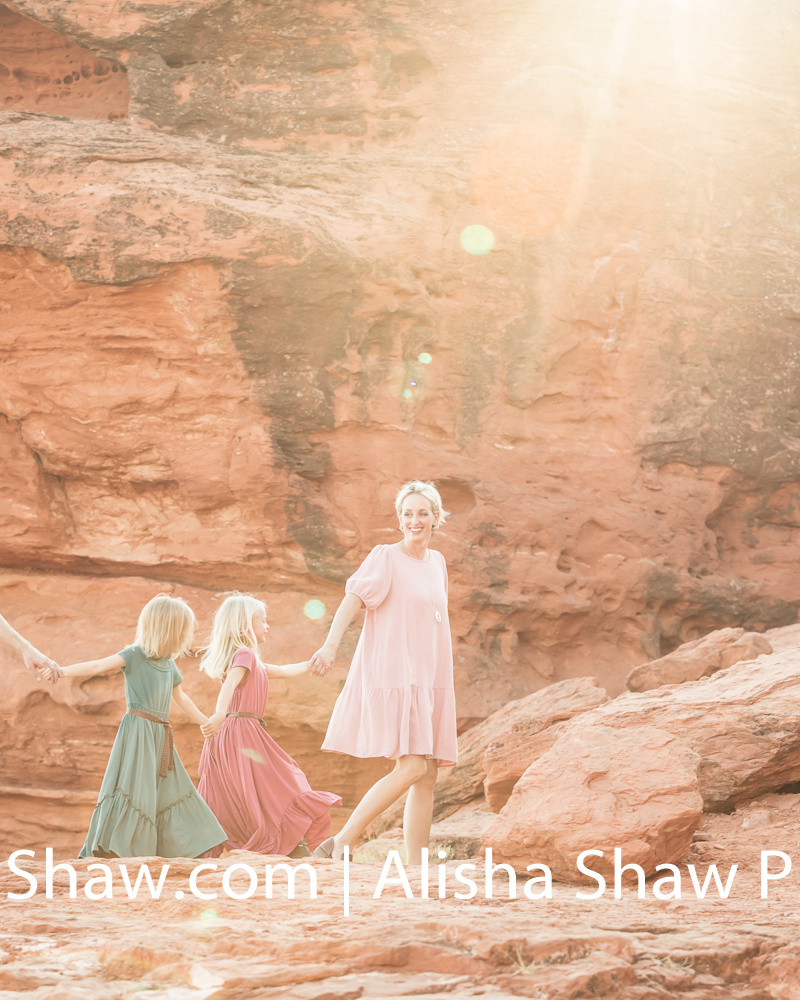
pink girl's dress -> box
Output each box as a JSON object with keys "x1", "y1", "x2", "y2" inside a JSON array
[
  {"x1": 322, "y1": 544, "x2": 458, "y2": 767},
  {"x1": 198, "y1": 649, "x2": 341, "y2": 856}
]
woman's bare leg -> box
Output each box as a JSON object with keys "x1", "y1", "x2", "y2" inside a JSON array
[
  {"x1": 329, "y1": 755, "x2": 427, "y2": 860},
  {"x1": 403, "y1": 759, "x2": 439, "y2": 865}
]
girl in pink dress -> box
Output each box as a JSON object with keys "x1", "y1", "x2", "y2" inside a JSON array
[
  {"x1": 310, "y1": 480, "x2": 457, "y2": 864},
  {"x1": 198, "y1": 595, "x2": 341, "y2": 857}
]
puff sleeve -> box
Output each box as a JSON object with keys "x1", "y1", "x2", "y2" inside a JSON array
[
  {"x1": 231, "y1": 648, "x2": 257, "y2": 673},
  {"x1": 118, "y1": 645, "x2": 135, "y2": 675},
  {"x1": 345, "y1": 545, "x2": 393, "y2": 610}
]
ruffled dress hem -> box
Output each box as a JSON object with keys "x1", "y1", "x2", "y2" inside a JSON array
[
  {"x1": 79, "y1": 786, "x2": 226, "y2": 860},
  {"x1": 198, "y1": 650, "x2": 341, "y2": 858},
  {"x1": 203, "y1": 788, "x2": 341, "y2": 858},
  {"x1": 321, "y1": 683, "x2": 457, "y2": 767}
]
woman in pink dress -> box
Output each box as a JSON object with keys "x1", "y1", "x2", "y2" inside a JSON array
[
  {"x1": 198, "y1": 595, "x2": 341, "y2": 857},
  {"x1": 310, "y1": 480, "x2": 457, "y2": 864}
]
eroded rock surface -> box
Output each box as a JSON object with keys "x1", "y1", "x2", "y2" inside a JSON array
[
  {"x1": 2, "y1": 841, "x2": 800, "y2": 999},
  {"x1": 471, "y1": 677, "x2": 610, "y2": 817},
  {"x1": 483, "y1": 725, "x2": 703, "y2": 882},
  {"x1": 480, "y1": 638, "x2": 800, "y2": 881},
  {"x1": 626, "y1": 626, "x2": 773, "y2": 692}
]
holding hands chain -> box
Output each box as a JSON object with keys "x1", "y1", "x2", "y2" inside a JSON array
[
  {"x1": 24, "y1": 648, "x2": 62, "y2": 684},
  {"x1": 309, "y1": 642, "x2": 335, "y2": 677},
  {"x1": 201, "y1": 713, "x2": 226, "y2": 739}
]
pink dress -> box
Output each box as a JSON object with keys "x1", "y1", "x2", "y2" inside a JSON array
[
  {"x1": 198, "y1": 649, "x2": 341, "y2": 856},
  {"x1": 322, "y1": 544, "x2": 458, "y2": 767}
]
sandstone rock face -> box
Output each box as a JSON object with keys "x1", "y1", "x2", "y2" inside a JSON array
[
  {"x1": 0, "y1": 5, "x2": 128, "y2": 120},
  {"x1": 482, "y1": 726, "x2": 703, "y2": 881},
  {"x1": 626, "y1": 626, "x2": 773, "y2": 692},
  {"x1": 436, "y1": 676, "x2": 609, "y2": 821},
  {"x1": 614, "y1": 647, "x2": 800, "y2": 812},
  {"x1": 2, "y1": 0, "x2": 800, "y2": 853},
  {"x1": 2, "y1": 846, "x2": 799, "y2": 999},
  {"x1": 492, "y1": 641, "x2": 800, "y2": 819},
  {"x1": 478, "y1": 677, "x2": 610, "y2": 815}
]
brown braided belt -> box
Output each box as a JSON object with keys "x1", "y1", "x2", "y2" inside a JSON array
[
  {"x1": 127, "y1": 709, "x2": 174, "y2": 777},
  {"x1": 226, "y1": 711, "x2": 268, "y2": 732}
]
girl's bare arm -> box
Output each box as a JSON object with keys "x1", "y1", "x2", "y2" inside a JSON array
[
  {"x1": 200, "y1": 666, "x2": 247, "y2": 737},
  {"x1": 171, "y1": 683, "x2": 208, "y2": 726},
  {"x1": 266, "y1": 660, "x2": 309, "y2": 678},
  {"x1": 59, "y1": 654, "x2": 125, "y2": 679}
]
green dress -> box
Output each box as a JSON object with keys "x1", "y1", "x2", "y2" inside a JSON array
[{"x1": 79, "y1": 645, "x2": 226, "y2": 859}]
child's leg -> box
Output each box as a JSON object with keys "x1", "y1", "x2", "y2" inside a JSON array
[
  {"x1": 403, "y1": 759, "x2": 439, "y2": 865},
  {"x1": 325, "y1": 755, "x2": 427, "y2": 860}
]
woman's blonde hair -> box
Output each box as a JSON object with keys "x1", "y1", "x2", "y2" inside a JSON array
[
  {"x1": 394, "y1": 480, "x2": 449, "y2": 528},
  {"x1": 135, "y1": 594, "x2": 195, "y2": 661},
  {"x1": 199, "y1": 594, "x2": 265, "y2": 680}
]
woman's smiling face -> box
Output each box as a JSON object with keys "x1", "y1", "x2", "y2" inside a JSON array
[{"x1": 399, "y1": 493, "x2": 438, "y2": 547}]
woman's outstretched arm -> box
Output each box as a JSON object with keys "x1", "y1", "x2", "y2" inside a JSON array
[
  {"x1": 309, "y1": 592, "x2": 364, "y2": 676},
  {"x1": 0, "y1": 613, "x2": 61, "y2": 681}
]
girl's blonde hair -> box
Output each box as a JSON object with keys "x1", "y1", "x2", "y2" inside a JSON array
[
  {"x1": 394, "y1": 480, "x2": 449, "y2": 528},
  {"x1": 135, "y1": 594, "x2": 195, "y2": 661},
  {"x1": 200, "y1": 594, "x2": 265, "y2": 680}
]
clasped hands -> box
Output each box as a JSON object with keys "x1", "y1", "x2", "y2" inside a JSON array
[
  {"x1": 25, "y1": 649, "x2": 62, "y2": 684},
  {"x1": 308, "y1": 643, "x2": 335, "y2": 677}
]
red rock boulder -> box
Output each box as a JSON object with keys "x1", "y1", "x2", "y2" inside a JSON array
[
  {"x1": 479, "y1": 677, "x2": 609, "y2": 814},
  {"x1": 482, "y1": 726, "x2": 703, "y2": 882},
  {"x1": 626, "y1": 627, "x2": 773, "y2": 692},
  {"x1": 489, "y1": 644, "x2": 800, "y2": 817},
  {"x1": 438, "y1": 676, "x2": 609, "y2": 819}
]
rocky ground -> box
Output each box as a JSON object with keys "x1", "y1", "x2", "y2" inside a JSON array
[{"x1": 3, "y1": 799, "x2": 800, "y2": 1000}]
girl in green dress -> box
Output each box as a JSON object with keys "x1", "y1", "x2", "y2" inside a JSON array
[{"x1": 50, "y1": 594, "x2": 226, "y2": 859}]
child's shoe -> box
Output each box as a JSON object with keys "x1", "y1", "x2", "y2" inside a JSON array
[{"x1": 288, "y1": 838, "x2": 312, "y2": 858}]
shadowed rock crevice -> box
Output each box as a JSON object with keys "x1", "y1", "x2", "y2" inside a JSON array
[{"x1": 84, "y1": 0, "x2": 439, "y2": 145}]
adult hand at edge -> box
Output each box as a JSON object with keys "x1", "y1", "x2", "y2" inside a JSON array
[{"x1": 23, "y1": 647, "x2": 62, "y2": 683}]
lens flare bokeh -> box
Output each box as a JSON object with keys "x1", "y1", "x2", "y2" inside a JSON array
[
  {"x1": 459, "y1": 224, "x2": 495, "y2": 255},
  {"x1": 303, "y1": 599, "x2": 326, "y2": 620}
]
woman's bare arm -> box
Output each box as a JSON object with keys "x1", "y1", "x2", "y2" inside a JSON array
[{"x1": 308, "y1": 592, "x2": 364, "y2": 676}]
